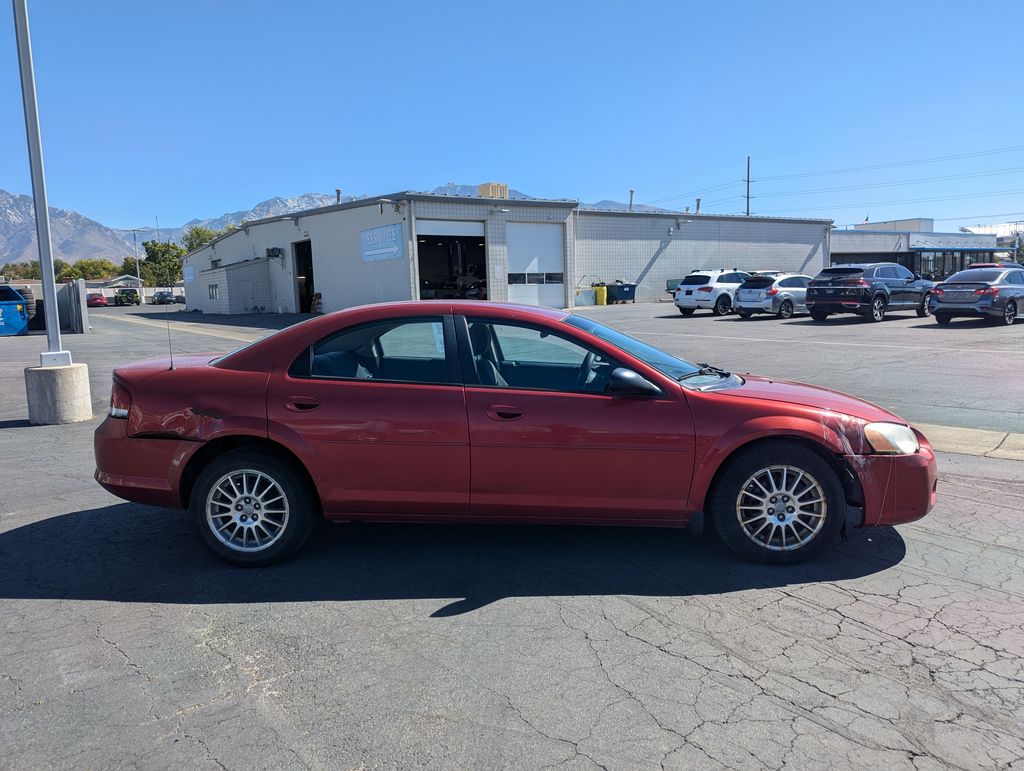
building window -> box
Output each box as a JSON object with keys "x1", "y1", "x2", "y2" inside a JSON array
[
  {"x1": 211, "y1": 259, "x2": 221, "y2": 269},
  {"x1": 208, "y1": 284, "x2": 219, "y2": 300}
]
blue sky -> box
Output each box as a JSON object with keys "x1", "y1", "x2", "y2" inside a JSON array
[{"x1": 1, "y1": 0, "x2": 1022, "y2": 230}]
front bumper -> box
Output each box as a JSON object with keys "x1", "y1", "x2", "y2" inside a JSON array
[
  {"x1": 94, "y1": 416, "x2": 199, "y2": 508},
  {"x1": 847, "y1": 433, "x2": 937, "y2": 527}
]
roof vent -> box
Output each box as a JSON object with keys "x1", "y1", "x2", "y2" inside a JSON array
[{"x1": 479, "y1": 182, "x2": 509, "y2": 199}]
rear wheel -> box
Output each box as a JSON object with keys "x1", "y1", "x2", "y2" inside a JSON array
[
  {"x1": 191, "y1": 449, "x2": 316, "y2": 566},
  {"x1": 867, "y1": 296, "x2": 887, "y2": 322},
  {"x1": 917, "y1": 293, "x2": 932, "y2": 317},
  {"x1": 1000, "y1": 301, "x2": 1017, "y2": 326},
  {"x1": 713, "y1": 295, "x2": 732, "y2": 316},
  {"x1": 678, "y1": 307, "x2": 695, "y2": 316},
  {"x1": 935, "y1": 314, "x2": 952, "y2": 325},
  {"x1": 709, "y1": 441, "x2": 845, "y2": 564},
  {"x1": 777, "y1": 300, "x2": 794, "y2": 319},
  {"x1": 810, "y1": 309, "x2": 830, "y2": 322}
]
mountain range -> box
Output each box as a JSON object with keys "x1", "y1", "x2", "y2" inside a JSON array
[{"x1": 0, "y1": 185, "x2": 674, "y2": 265}]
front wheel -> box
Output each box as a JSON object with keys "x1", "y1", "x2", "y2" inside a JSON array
[
  {"x1": 709, "y1": 441, "x2": 845, "y2": 564},
  {"x1": 713, "y1": 295, "x2": 732, "y2": 316},
  {"x1": 917, "y1": 293, "x2": 932, "y2": 317},
  {"x1": 678, "y1": 307, "x2": 696, "y2": 316},
  {"x1": 191, "y1": 449, "x2": 317, "y2": 566}
]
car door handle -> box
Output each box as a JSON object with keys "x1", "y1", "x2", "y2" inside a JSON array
[
  {"x1": 285, "y1": 397, "x2": 321, "y2": 412},
  {"x1": 485, "y1": 404, "x2": 523, "y2": 421}
]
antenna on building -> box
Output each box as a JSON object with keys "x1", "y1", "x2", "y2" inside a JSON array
[
  {"x1": 335, "y1": 188, "x2": 342, "y2": 204},
  {"x1": 628, "y1": 189, "x2": 635, "y2": 212},
  {"x1": 695, "y1": 198, "x2": 702, "y2": 214}
]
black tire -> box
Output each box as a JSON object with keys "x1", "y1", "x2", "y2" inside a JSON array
[
  {"x1": 777, "y1": 300, "x2": 794, "y2": 319},
  {"x1": 678, "y1": 307, "x2": 695, "y2": 316},
  {"x1": 935, "y1": 314, "x2": 952, "y2": 326},
  {"x1": 809, "y1": 309, "x2": 829, "y2": 322},
  {"x1": 16, "y1": 286, "x2": 36, "y2": 319},
  {"x1": 1000, "y1": 301, "x2": 1017, "y2": 326},
  {"x1": 713, "y1": 295, "x2": 732, "y2": 316},
  {"x1": 916, "y1": 293, "x2": 932, "y2": 318},
  {"x1": 867, "y1": 295, "x2": 886, "y2": 322},
  {"x1": 190, "y1": 448, "x2": 317, "y2": 566},
  {"x1": 709, "y1": 441, "x2": 845, "y2": 564},
  {"x1": 737, "y1": 310, "x2": 753, "y2": 319}
]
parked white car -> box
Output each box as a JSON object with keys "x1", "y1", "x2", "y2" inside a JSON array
[
  {"x1": 673, "y1": 269, "x2": 752, "y2": 315},
  {"x1": 735, "y1": 273, "x2": 813, "y2": 319}
]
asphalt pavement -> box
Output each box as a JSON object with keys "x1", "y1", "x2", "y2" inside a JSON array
[{"x1": 1, "y1": 303, "x2": 1023, "y2": 769}]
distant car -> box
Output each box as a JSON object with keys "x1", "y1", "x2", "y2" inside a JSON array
[
  {"x1": 86, "y1": 293, "x2": 108, "y2": 307},
  {"x1": 751, "y1": 270, "x2": 784, "y2": 278},
  {"x1": 805, "y1": 263, "x2": 935, "y2": 322},
  {"x1": 930, "y1": 267, "x2": 1024, "y2": 326},
  {"x1": 967, "y1": 262, "x2": 1024, "y2": 269},
  {"x1": 113, "y1": 288, "x2": 141, "y2": 306},
  {"x1": 151, "y1": 291, "x2": 175, "y2": 305},
  {"x1": 174, "y1": 294, "x2": 186, "y2": 304},
  {"x1": 673, "y1": 269, "x2": 751, "y2": 316},
  {"x1": 735, "y1": 273, "x2": 813, "y2": 319},
  {"x1": 94, "y1": 300, "x2": 937, "y2": 567}
]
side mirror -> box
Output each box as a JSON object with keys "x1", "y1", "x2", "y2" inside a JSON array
[{"x1": 608, "y1": 367, "x2": 662, "y2": 397}]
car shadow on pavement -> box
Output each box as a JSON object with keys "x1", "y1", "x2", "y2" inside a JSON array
[{"x1": 0, "y1": 503, "x2": 906, "y2": 616}]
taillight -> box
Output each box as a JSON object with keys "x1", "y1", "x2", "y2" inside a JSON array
[
  {"x1": 697, "y1": 286, "x2": 713, "y2": 293},
  {"x1": 974, "y1": 287, "x2": 998, "y2": 296},
  {"x1": 765, "y1": 288, "x2": 779, "y2": 296},
  {"x1": 110, "y1": 380, "x2": 131, "y2": 419},
  {"x1": 932, "y1": 287, "x2": 944, "y2": 296},
  {"x1": 848, "y1": 279, "x2": 870, "y2": 287}
]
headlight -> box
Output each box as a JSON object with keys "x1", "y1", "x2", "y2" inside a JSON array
[{"x1": 864, "y1": 422, "x2": 919, "y2": 455}]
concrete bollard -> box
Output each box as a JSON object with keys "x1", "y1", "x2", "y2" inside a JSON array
[{"x1": 24, "y1": 363, "x2": 93, "y2": 425}]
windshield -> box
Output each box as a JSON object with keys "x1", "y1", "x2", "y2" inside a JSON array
[{"x1": 564, "y1": 314, "x2": 711, "y2": 381}]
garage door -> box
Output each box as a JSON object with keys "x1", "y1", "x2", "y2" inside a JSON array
[{"x1": 506, "y1": 223, "x2": 565, "y2": 308}]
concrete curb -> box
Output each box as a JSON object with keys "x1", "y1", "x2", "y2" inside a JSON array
[{"x1": 916, "y1": 422, "x2": 1024, "y2": 462}]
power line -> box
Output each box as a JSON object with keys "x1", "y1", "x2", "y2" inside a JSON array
[
  {"x1": 758, "y1": 188, "x2": 1024, "y2": 215},
  {"x1": 757, "y1": 167, "x2": 1024, "y2": 198},
  {"x1": 649, "y1": 179, "x2": 742, "y2": 204},
  {"x1": 758, "y1": 145, "x2": 1024, "y2": 182}
]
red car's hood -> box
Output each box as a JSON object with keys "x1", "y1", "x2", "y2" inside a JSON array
[{"x1": 731, "y1": 374, "x2": 904, "y2": 424}]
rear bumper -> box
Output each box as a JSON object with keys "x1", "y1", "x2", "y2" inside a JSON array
[
  {"x1": 675, "y1": 294, "x2": 713, "y2": 309},
  {"x1": 848, "y1": 435, "x2": 937, "y2": 527},
  {"x1": 929, "y1": 301, "x2": 999, "y2": 318},
  {"x1": 736, "y1": 298, "x2": 775, "y2": 313},
  {"x1": 94, "y1": 416, "x2": 198, "y2": 508},
  {"x1": 807, "y1": 300, "x2": 870, "y2": 314}
]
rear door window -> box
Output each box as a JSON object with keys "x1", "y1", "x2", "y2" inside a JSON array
[
  {"x1": 876, "y1": 266, "x2": 899, "y2": 279},
  {"x1": 1005, "y1": 271, "x2": 1023, "y2": 285}
]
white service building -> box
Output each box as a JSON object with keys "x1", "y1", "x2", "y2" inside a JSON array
[{"x1": 182, "y1": 187, "x2": 832, "y2": 314}]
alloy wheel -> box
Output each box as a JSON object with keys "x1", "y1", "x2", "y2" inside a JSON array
[
  {"x1": 206, "y1": 469, "x2": 290, "y2": 552},
  {"x1": 1004, "y1": 302, "x2": 1017, "y2": 326},
  {"x1": 871, "y1": 298, "x2": 885, "y2": 321},
  {"x1": 735, "y1": 465, "x2": 827, "y2": 551}
]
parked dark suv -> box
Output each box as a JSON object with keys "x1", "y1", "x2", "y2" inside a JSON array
[{"x1": 806, "y1": 263, "x2": 935, "y2": 322}]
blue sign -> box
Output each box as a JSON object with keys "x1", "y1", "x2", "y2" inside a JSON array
[{"x1": 360, "y1": 223, "x2": 404, "y2": 263}]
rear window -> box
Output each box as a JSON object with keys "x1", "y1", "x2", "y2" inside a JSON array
[
  {"x1": 816, "y1": 267, "x2": 864, "y2": 279},
  {"x1": 679, "y1": 274, "x2": 711, "y2": 286},
  {"x1": 945, "y1": 269, "x2": 1004, "y2": 283},
  {"x1": 740, "y1": 277, "x2": 775, "y2": 289}
]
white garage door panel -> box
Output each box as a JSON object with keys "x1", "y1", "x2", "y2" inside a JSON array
[{"x1": 507, "y1": 223, "x2": 565, "y2": 307}]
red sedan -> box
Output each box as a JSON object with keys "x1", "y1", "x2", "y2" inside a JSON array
[
  {"x1": 86, "y1": 293, "x2": 108, "y2": 307},
  {"x1": 94, "y1": 301, "x2": 936, "y2": 566}
]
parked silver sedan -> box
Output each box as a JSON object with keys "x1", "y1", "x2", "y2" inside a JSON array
[
  {"x1": 735, "y1": 273, "x2": 813, "y2": 319},
  {"x1": 930, "y1": 266, "x2": 1024, "y2": 326}
]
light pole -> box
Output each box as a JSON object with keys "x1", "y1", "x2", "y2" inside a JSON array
[
  {"x1": 131, "y1": 228, "x2": 142, "y2": 289},
  {"x1": 13, "y1": 0, "x2": 91, "y2": 423}
]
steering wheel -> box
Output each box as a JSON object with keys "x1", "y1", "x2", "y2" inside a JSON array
[{"x1": 576, "y1": 351, "x2": 596, "y2": 390}]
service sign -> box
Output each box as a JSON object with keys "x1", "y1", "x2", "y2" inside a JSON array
[{"x1": 360, "y1": 224, "x2": 404, "y2": 263}]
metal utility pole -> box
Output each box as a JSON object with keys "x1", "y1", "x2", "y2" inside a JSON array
[
  {"x1": 628, "y1": 189, "x2": 635, "y2": 212},
  {"x1": 131, "y1": 229, "x2": 142, "y2": 288},
  {"x1": 13, "y1": 0, "x2": 69, "y2": 366},
  {"x1": 745, "y1": 156, "x2": 751, "y2": 216}
]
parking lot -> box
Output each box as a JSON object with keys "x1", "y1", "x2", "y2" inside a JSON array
[{"x1": 2, "y1": 302, "x2": 1023, "y2": 768}]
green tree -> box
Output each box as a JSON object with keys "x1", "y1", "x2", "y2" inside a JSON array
[
  {"x1": 2, "y1": 261, "x2": 40, "y2": 279},
  {"x1": 72, "y1": 258, "x2": 118, "y2": 279},
  {"x1": 182, "y1": 225, "x2": 219, "y2": 253},
  {"x1": 142, "y1": 240, "x2": 186, "y2": 288}
]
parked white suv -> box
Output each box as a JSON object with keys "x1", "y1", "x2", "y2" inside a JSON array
[{"x1": 673, "y1": 269, "x2": 752, "y2": 315}]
